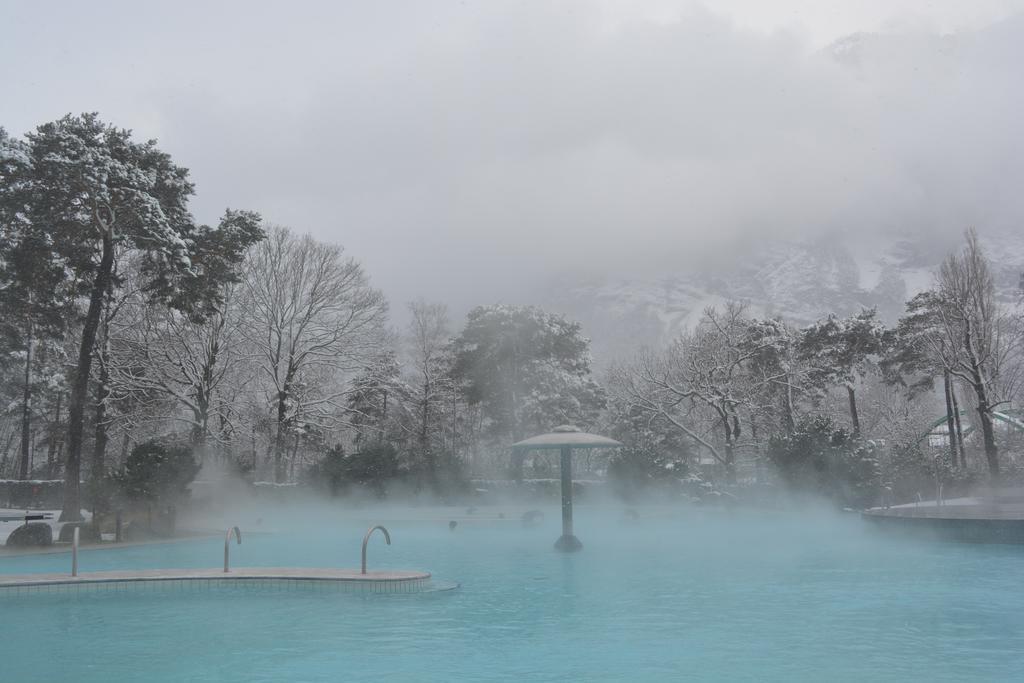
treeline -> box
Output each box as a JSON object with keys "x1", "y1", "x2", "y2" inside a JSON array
[
  {"x1": 2, "y1": 114, "x2": 1022, "y2": 516},
  {"x1": 607, "y1": 230, "x2": 1024, "y2": 506},
  {"x1": 0, "y1": 114, "x2": 606, "y2": 518}
]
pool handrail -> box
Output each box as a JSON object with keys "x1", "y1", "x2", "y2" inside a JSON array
[
  {"x1": 71, "y1": 526, "x2": 79, "y2": 577},
  {"x1": 361, "y1": 525, "x2": 391, "y2": 574},
  {"x1": 224, "y1": 526, "x2": 242, "y2": 573}
]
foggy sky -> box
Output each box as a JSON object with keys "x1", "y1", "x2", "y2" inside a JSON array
[{"x1": 3, "y1": 0, "x2": 1024, "y2": 315}]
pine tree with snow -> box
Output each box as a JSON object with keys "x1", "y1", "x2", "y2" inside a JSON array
[
  {"x1": 799, "y1": 309, "x2": 887, "y2": 437},
  {"x1": 0, "y1": 128, "x2": 77, "y2": 480},
  {"x1": 2, "y1": 114, "x2": 262, "y2": 520},
  {"x1": 345, "y1": 350, "x2": 406, "y2": 449},
  {"x1": 451, "y1": 305, "x2": 605, "y2": 477}
]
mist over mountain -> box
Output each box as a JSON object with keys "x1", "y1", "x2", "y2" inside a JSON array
[
  {"x1": 520, "y1": 20, "x2": 1024, "y2": 365},
  {"x1": 544, "y1": 228, "x2": 1024, "y2": 366}
]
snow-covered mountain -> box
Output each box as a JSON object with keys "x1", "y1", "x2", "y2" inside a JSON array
[{"x1": 544, "y1": 230, "x2": 1024, "y2": 366}]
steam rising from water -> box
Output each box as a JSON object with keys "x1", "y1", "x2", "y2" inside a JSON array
[{"x1": 7, "y1": 468, "x2": 1023, "y2": 682}]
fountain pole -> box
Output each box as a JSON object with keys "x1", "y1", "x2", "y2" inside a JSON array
[
  {"x1": 555, "y1": 445, "x2": 582, "y2": 552},
  {"x1": 511, "y1": 425, "x2": 620, "y2": 553}
]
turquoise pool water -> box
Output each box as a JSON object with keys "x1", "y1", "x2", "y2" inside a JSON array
[{"x1": 2, "y1": 507, "x2": 1023, "y2": 682}]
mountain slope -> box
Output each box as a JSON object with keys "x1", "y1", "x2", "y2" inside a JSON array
[{"x1": 546, "y1": 231, "x2": 1023, "y2": 365}]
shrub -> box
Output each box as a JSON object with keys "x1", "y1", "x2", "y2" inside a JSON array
[
  {"x1": 320, "y1": 443, "x2": 400, "y2": 498},
  {"x1": 768, "y1": 415, "x2": 881, "y2": 508},
  {"x1": 411, "y1": 449, "x2": 470, "y2": 500},
  {"x1": 607, "y1": 446, "x2": 689, "y2": 501},
  {"x1": 113, "y1": 440, "x2": 199, "y2": 535},
  {"x1": 882, "y1": 442, "x2": 983, "y2": 504},
  {"x1": 117, "y1": 440, "x2": 200, "y2": 503}
]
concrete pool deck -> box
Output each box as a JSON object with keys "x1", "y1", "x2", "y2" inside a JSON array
[
  {"x1": 0, "y1": 567, "x2": 433, "y2": 594},
  {"x1": 863, "y1": 495, "x2": 1024, "y2": 543}
]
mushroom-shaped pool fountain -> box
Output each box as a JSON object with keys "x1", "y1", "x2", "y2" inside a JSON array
[{"x1": 511, "y1": 425, "x2": 622, "y2": 552}]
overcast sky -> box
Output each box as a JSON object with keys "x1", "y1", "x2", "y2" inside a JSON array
[{"x1": 3, "y1": 0, "x2": 1023, "y2": 314}]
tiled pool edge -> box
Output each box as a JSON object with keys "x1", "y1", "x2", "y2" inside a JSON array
[{"x1": 0, "y1": 568, "x2": 433, "y2": 595}]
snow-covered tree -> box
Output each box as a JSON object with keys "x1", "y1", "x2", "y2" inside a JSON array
[
  {"x1": 2, "y1": 114, "x2": 260, "y2": 519},
  {"x1": 901, "y1": 230, "x2": 1012, "y2": 478},
  {"x1": 111, "y1": 276, "x2": 253, "y2": 452},
  {"x1": 799, "y1": 308, "x2": 886, "y2": 437},
  {"x1": 451, "y1": 305, "x2": 605, "y2": 476},
  {"x1": 741, "y1": 317, "x2": 805, "y2": 438},
  {"x1": 610, "y1": 303, "x2": 783, "y2": 482},
  {"x1": 101, "y1": 210, "x2": 263, "y2": 457},
  {"x1": 0, "y1": 128, "x2": 77, "y2": 480},
  {"x1": 884, "y1": 292, "x2": 968, "y2": 467},
  {"x1": 404, "y1": 300, "x2": 456, "y2": 490},
  {"x1": 242, "y1": 226, "x2": 388, "y2": 482}
]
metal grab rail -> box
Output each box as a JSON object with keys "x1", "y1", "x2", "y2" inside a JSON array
[
  {"x1": 224, "y1": 526, "x2": 242, "y2": 573},
  {"x1": 71, "y1": 526, "x2": 79, "y2": 577},
  {"x1": 361, "y1": 525, "x2": 391, "y2": 574}
]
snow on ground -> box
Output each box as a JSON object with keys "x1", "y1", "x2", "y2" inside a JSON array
[{"x1": 882, "y1": 496, "x2": 981, "y2": 509}]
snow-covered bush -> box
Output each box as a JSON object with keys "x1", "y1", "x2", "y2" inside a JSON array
[
  {"x1": 768, "y1": 415, "x2": 881, "y2": 508},
  {"x1": 113, "y1": 439, "x2": 199, "y2": 535}
]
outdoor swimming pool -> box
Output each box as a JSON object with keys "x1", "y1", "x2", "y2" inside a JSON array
[{"x1": 2, "y1": 507, "x2": 1022, "y2": 682}]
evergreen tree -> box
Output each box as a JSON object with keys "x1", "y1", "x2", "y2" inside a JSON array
[
  {"x1": 741, "y1": 317, "x2": 803, "y2": 438},
  {"x1": 405, "y1": 300, "x2": 456, "y2": 492},
  {"x1": 1, "y1": 114, "x2": 261, "y2": 519},
  {"x1": 799, "y1": 309, "x2": 886, "y2": 437},
  {"x1": 883, "y1": 293, "x2": 967, "y2": 467},
  {"x1": 0, "y1": 128, "x2": 77, "y2": 480},
  {"x1": 345, "y1": 350, "x2": 406, "y2": 449},
  {"x1": 451, "y1": 305, "x2": 605, "y2": 476},
  {"x1": 888, "y1": 231, "x2": 1007, "y2": 478}
]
